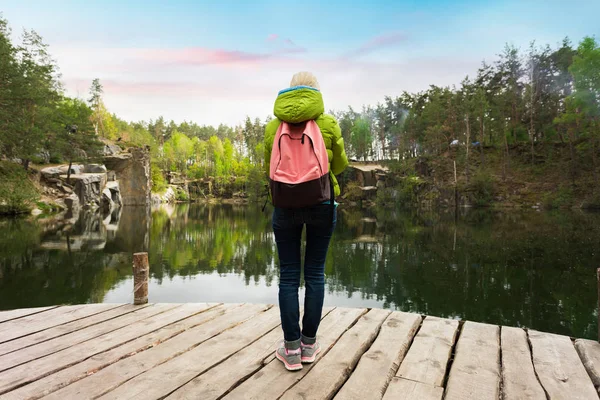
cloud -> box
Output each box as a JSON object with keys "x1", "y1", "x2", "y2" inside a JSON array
[
  {"x1": 347, "y1": 31, "x2": 409, "y2": 58},
  {"x1": 55, "y1": 38, "x2": 481, "y2": 127},
  {"x1": 266, "y1": 34, "x2": 279, "y2": 42},
  {"x1": 134, "y1": 47, "x2": 271, "y2": 67}
]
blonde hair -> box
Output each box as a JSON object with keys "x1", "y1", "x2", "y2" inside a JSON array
[{"x1": 290, "y1": 71, "x2": 320, "y2": 90}]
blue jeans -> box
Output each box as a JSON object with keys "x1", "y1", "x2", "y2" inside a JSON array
[{"x1": 272, "y1": 204, "x2": 337, "y2": 342}]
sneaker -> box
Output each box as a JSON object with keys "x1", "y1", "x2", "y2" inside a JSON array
[
  {"x1": 301, "y1": 339, "x2": 321, "y2": 363},
  {"x1": 275, "y1": 339, "x2": 303, "y2": 371}
]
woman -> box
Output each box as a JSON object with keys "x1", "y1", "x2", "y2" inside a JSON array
[{"x1": 264, "y1": 72, "x2": 349, "y2": 371}]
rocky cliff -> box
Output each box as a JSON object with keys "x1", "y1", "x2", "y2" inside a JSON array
[
  {"x1": 104, "y1": 147, "x2": 151, "y2": 206},
  {"x1": 39, "y1": 146, "x2": 151, "y2": 218}
]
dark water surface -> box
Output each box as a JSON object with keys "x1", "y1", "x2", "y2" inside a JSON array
[{"x1": 1, "y1": 204, "x2": 598, "y2": 339}]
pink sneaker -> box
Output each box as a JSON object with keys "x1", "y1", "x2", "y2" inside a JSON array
[
  {"x1": 275, "y1": 340, "x2": 303, "y2": 371},
  {"x1": 301, "y1": 340, "x2": 321, "y2": 363}
]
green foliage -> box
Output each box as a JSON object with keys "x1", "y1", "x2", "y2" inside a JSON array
[
  {"x1": 543, "y1": 187, "x2": 574, "y2": 209},
  {"x1": 53, "y1": 97, "x2": 103, "y2": 165},
  {"x1": 0, "y1": 162, "x2": 39, "y2": 214},
  {"x1": 175, "y1": 187, "x2": 189, "y2": 202},
  {"x1": 350, "y1": 118, "x2": 373, "y2": 161},
  {"x1": 246, "y1": 165, "x2": 266, "y2": 202},
  {"x1": 396, "y1": 175, "x2": 422, "y2": 206},
  {"x1": 344, "y1": 181, "x2": 363, "y2": 202},
  {"x1": 35, "y1": 201, "x2": 61, "y2": 215},
  {"x1": 151, "y1": 164, "x2": 168, "y2": 193},
  {"x1": 470, "y1": 171, "x2": 496, "y2": 206}
]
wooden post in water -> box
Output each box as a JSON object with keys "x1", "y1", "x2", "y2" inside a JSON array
[{"x1": 133, "y1": 252, "x2": 149, "y2": 305}]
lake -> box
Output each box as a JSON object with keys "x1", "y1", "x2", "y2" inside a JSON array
[{"x1": 0, "y1": 204, "x2": 598, "y2": 339}]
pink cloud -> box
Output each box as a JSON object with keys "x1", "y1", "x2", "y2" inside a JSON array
[
  {"x1": 349, "y1": 31, "x2": 409, "y2": 57},
  {"x1": 134, "y1": 47, "x2": 270, "y2": 67},
  {"x1": 267, "y1": 34, "x2": 279, "y2": 41}
]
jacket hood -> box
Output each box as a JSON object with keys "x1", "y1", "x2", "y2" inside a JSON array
[{"x1": 273, "y1": 86, "x2": 325, "y2": 124}]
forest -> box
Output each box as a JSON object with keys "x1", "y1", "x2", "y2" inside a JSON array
[{"x1": 0, "y1": 12, "x2": 599, "y2": 210}]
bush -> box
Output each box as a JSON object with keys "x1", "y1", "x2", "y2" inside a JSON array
[
  {"x1": 0, "y1": 162, "x2": 39, "y2": 215},
  {"x1": 35, "y1": 201, "x2": 62, "y2": 215},
  {"x1": 187, "y1": 164, "x2": 206, "y2": 180},
  {"x1": 175, "y1": 187, "x2": 189, "y2": 202},
  {"x1": 343, "y1": 181, "x2": 363, "y2": 202},
  {"x1": 582, "y1": 194, "x2": 600, "y2": 210},
  {"x1": 470, "y1": 171, "x2": 495, "y2": 206},
  {"x1": 543, "y1": 187, "x2": 574, "y2": 209},
  {"x1": 151, "y1": 163, "x2": 168, "y2": 193}
]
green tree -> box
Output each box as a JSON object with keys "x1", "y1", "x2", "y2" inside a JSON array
[
  {"x1": 54, "y1": 97, "x2": 103, "y2": 182},
  {"x1": 350, "y1": 118, "x2": 372, "y2": 161},
  {"x1": 569, "y1": 36, "x2": 600, "y2": 189},
  {"x1": 6, "y1": 28, "x2": 61, "y2": 170}
]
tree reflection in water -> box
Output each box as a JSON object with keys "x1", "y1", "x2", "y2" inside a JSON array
[{"x1": 0, "y1": 205, "x2": 598, "y2": 339}]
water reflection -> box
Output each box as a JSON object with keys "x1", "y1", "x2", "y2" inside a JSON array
[{"x1": 0, "y1": 205, "x2": 598, "y2": 339}]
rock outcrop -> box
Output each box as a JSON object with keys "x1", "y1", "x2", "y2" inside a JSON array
[{"x1": 104, "y1": 147, "x2": 151, "y2": 206}]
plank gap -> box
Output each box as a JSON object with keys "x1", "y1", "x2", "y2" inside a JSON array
[
  {"x1": 525, "y1": 328, "x2": 551, "y2": 400},
  {"x1": 498, "y1": 326, "x2": 503, "y2": 400},
  {"x1": 0, "y1": 304, "x2": 127, "y2": 345},
  {"x1": 0, "y1": 304, "x2": 144, "y2": 357},
  {"x1": 440, "y1": 319, "x2": 464, "y2": 400},
  {"x1": 328, "y1": 312, "x2": 387, "y2": 399},
  {"x1": 0, "y1": 306, "x2": 60, "y2": 325}
]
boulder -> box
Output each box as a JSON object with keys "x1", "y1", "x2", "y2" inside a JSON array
[
  {"x1": 104, "y1": 147, "x2": 151, "y2": 206},
  {"x1": 360, "y1": 186, "x2": 378, "y2": 201},
  {"x1": 103, "y1": 144, "x2": 122, "y2": 156},
  {"x1": 63, "y1": 173, "x2": 107, "y2": 209},
  {"x1": 41, "y1": 166, "x2": 64, "y2": 180},
  {"x1": 84, "y1": 164, "x2": 108, "y2": 174},
  {"x1": 59, "y1": 184, "x2": 73, "y2": 194},
  {"x1": 106, "y1": 181, "x2": 122, "y2": 207},
  {"x1": 35, "y1": 150, "x2": 50, "y2": 164},
  {"x1": 64, "y1": 193, "x2": 80, "y2": 214},
  {"x1": 101, "y1": 188, "x2": 114, "y2": 214}
]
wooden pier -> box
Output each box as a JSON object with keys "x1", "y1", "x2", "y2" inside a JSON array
[{"x1": 0, "y1": 303, "x2": 599, "y2": 399}]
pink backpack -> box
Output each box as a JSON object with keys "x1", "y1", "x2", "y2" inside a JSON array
[{"x1": 269, "y1": 120, "x2": 333, "y2": 208}]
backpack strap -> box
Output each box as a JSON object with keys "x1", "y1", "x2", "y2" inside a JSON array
[{"x1": 329, "y1": 173, "x2": 335, "y2": 223}]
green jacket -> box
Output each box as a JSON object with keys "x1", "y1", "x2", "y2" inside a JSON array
[{"x1": 264, "y1": 86, "x2": 349, "y2": 197}]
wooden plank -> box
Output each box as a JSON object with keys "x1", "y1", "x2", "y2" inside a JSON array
[
  {"x1": 333, "y1": 311, "x2": 421, "y2": 400},
  {"x1": 0, "y1": 306, "x2": 58, "y2": 324},
  {"x1": 38, "y1": 304, "x2": 259, "y2": 400},
  {"x1": 501, "y1": 327, "x2": 546, "y2": 400},
  {"x1": 281, "y1": 308, "x2": 391, "y2": 400},
  {"x1": 96, "y1": 305, "x2": 279, "y2": 400},
  {"x1": 0, "y1": 303, "x2": 162, "y2": 372},
  {"x1": 444, "y1": 321, "x2": 500, "y2": 400},
  {"x1": 396, "y1": 316, "x2": 459, "y2": 387},
  {"x1": 223, "y1": 307, "x2": 367, "y2": 400},
  {"x1": 529, "y1": 330, "x2": 597, "y2": 400},
  {"x1": 1, "y1": 304, "x2": 228, "y2": 400},
  {"x1": 575, "y1": 338, "x2": 600, "y2": 391},
  {"x1": 0, "y1": 303, "x2": 211, "y2": 395},
  {"x1": 0, "y1": 304, "x2": 122, "y2": 344},
  {"x1": 0, "y1": 304, "x2": 135, "y2": 356},
  {"x1": 165, "y1": 307, "x2": 334, "y2": 400},
  {"x1": 382, "y1": 377, "x2": 443, "y2": 400}
]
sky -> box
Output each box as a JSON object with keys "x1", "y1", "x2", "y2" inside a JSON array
[{"x1": 2, "y1": 0, "x2": 600, "y2": 127}]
